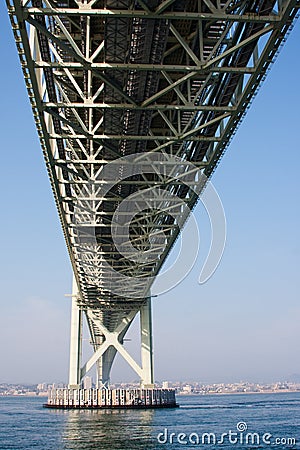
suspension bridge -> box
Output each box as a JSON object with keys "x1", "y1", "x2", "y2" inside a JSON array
[{"x1": 6, "y1": 0, "x2": 299, "y2": 408}]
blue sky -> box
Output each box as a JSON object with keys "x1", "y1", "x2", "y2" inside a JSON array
[{"x1": 0, "y1": 4, "x2": 299, "y2": 384}]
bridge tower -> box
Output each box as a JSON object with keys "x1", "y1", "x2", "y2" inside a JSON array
[{"x1": 69, "y1": 276, "x2": 154, "y2": 389}]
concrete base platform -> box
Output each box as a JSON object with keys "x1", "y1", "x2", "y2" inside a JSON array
[{"x1": 45, "y1": 387, "x2": 178, "y2": 409}]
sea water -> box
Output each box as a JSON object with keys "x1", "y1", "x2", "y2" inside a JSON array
[{"x1": 0, "y1": 392, "x2": 299, "y2": 449}]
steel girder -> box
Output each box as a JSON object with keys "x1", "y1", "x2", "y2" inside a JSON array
[{"x1": 6, "y1": 0, "x2": 299, "y2": 383}]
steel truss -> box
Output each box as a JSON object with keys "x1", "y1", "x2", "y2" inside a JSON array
[{"x1": 7, "y1": 0, "x2": 299, "y2": 387}]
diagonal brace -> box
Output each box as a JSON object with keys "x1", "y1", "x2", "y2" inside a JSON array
[{"x1": 80, "y1": 309, "x2": 141, "y2": 379}]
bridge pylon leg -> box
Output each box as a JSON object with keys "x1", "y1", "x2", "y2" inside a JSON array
[
  {"x1": 68, "y1": 276, "x2": 82, "y2": 389},
  {"x1": 140, "y1": 297, "x2": 154, "y2": 388}
]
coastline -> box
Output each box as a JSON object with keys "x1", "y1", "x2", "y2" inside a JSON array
[
  {"x1": 177, "y1": 390, "x2": 300, "y2": 396},
  {"x1": 1, "y1": 389, "x2": 300, "y2": 398}
]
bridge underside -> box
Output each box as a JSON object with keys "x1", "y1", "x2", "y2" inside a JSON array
[{"x1": 7, "y1": 0, "x2": 299, "y2": 387}]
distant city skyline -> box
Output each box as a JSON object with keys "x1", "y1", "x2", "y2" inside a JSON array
[
  {"x1": 1, "y1": 379, "x2": 300, "y2": 395},
  {"x1": 0, "y1": 5, "x2": 299, "y2": 385}
]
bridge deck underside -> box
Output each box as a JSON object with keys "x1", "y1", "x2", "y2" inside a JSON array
[{"x1": 7, "y1": 0, "x2": 299, "y2": 372}]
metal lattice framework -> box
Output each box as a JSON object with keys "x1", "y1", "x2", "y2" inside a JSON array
[{"x1": 7, "y1": 0, "x2": 299, "y2": 387}]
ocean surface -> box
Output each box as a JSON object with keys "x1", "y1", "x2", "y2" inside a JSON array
[{"x1": 0, "y1": 392, "x2": 299, "y2": 449}]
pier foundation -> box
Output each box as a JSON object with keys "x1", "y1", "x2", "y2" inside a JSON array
[{"x1": 45, "y1": 387, "x2": 178, "y2": 409}]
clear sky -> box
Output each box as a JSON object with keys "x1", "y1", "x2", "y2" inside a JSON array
[{"x1": 0, "y1": 4, "x2": 299, "y2": 385}]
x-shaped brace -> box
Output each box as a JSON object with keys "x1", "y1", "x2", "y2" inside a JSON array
[{"x1": 80, "y1": 309, "x2": 141, "y2": 379}]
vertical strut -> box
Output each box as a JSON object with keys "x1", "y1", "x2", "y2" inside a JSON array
[
  {"x1": 68, "y1": 276, "x2": 82, "y2": 388},
  {"x1": 140, "y1": 297, "x2": 154, "y2": 388}
]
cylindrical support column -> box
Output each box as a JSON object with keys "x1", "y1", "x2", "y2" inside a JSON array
[
  {"x1": 140, "y1": 297, "x2": 154, "y2": 388},
  {"x1": 95, "y1": 339, "x2": 112, "y2": 389},
  {"x1": 68, "y1": 276, "x2": 82, "y2": 388}
]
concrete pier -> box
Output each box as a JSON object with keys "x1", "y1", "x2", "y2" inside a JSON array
[{"x1": 45, "y1": 388, "x2": 178, "y2": 409}]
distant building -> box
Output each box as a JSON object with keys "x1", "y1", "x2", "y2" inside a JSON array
[
  {"x1": 162, "y1": 381, "x2": 169, "y2": 389},
  {"x1": 182, "y1": 385, "x2": 192, "y2": 393}
]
